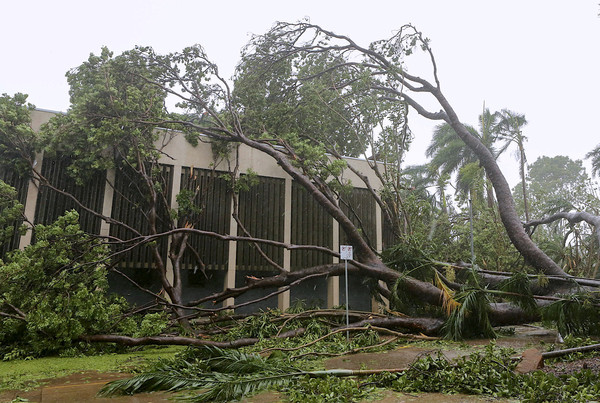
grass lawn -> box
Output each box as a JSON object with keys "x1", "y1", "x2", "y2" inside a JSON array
[{"x1": 0, "y1": 346, "x2": 184, "y2": 392}]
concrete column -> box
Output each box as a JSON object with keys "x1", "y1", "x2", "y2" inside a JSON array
[
  {"x1": 99, "y1": 168, "x2": 116, "y2": 238},
  {"x1": 169, "y1": 165, "x2": 183, "y2": 217},
  {"x1": 376, "y1": 202, "x2": 383, "y2": 253},
  {"x1": 224, "y1": 190, "x2": 238, "y2": 309},
  {"x1": 327, "y1": 207, "x2": 340, "y2": 308},
  {"x1": 19, "y1": 152, "x2": 44, "y2": 249},
  {"x1": 374, "y1": 203, "x2": 389, "y2": 312},
  {"x1": 165, "y1": 165, "x2": 182, "y2": 285},
  {"x1": 278, "y1": 176, "x2": 292, "y2": 311}
]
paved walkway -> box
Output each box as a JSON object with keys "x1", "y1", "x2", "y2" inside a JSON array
[
  {"x1": 3, "y1": 326, "x2": 553, "y2": 402},
  {"x1": 1, "y1": 372, "x2": 170, "y2": 403}
]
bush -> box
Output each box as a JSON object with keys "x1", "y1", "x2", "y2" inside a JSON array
[
  {"x1": 0, "y1": 211, "x2": 129, "y2": 359},
  {"x1": 0, "y1": 180, "x2": 25, "y2": 248}
]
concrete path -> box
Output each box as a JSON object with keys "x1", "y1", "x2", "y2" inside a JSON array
[
  {"x1": 2, "y1": 325, "x2": 553, "y2": 402},
  {"x1": 0, "y1": 371, "x2": 170, "y2": 403}
]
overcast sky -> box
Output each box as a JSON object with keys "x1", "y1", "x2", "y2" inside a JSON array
[{"x1": 2, "y1": 1, "x2": 599, "y2": 187}]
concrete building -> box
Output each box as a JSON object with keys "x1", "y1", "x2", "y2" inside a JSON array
[{"x1": 4, "y1": 109, "x2": 387, "y2": 313}]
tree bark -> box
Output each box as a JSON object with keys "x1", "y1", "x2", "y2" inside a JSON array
[
  {"x1": 524, "y1": 211, "x2": 600, "y2": 248},
  {"x1": 432, "y1": 89, "x2": 567, "y2": 277},
  {"x1": 82, "y1": 315, "x2": 443, "y2": 348}
]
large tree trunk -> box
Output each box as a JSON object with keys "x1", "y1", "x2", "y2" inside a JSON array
[{"x1": 432, "y1": 90, "x2": 567, "y2": 277}]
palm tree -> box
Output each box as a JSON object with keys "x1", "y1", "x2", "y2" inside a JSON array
[
  {"x1": 496, "y1": 109, "x2": 529, "y2": 221},
  {"x1": 586, "y1": 144, "x2": 600, "y2": 178},
  {"x1": 426, "y1": 106, "x2": 503, "y2": 207},
  {"x1": 402, "y1": 164, "x2": 451, "y2": 214},
  {"x1": 478, "y1": 107, "x2": 503, "y2": 206}
]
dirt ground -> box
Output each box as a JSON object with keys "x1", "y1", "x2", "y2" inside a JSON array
[
  {"x1": 2, "y1": 325, "x2": 596, "y2": 403},
  {"x1": 542, "y1": 356, "x2": 600, "y2": 376}
]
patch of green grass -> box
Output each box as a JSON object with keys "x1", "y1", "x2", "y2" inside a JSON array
[{"x1": 0, "y1": 346, "x2": 183, "y2": 392}]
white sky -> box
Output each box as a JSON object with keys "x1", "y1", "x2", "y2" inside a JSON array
[{"x1": 2, "y1": 0, "x2": 599, "y2": 187}]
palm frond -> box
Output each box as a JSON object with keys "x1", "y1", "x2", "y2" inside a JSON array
[
  {"x1": 189, "y1": 372, "x2": 302, "y2": 402},
  {"x1": 542, "y1": 293, "x2": 600, "y2": 335},
  {"x1": 97, "y1": 371, "x2": 207, "y2": 396},
  {"x1": 586, "y1": 144, "x2": 600, "y2": 177},
  {"x1": 98, "y1": 345, "x2": 303, "y2": 401},
  {"x1": 194, "y1": 345, "x2": 279, "y2": 374},
  {"x1": 435, "y1": 271, "x2": 460, "y2": 316},
  {"x1": 426, "y1": 123, "x2": 478, "y2": 176},
  {"x1": 442, "y1": 288, "x2": 495, "y2": 340},
  {"x1": 497, "y1": 271, "x2": 537, "y2": 313}
]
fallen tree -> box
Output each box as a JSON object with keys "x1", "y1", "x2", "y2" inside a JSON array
[
  {"x1": 82, "y1": 315, "x2": 442, "y2": 348},
  {"x1": 2, "y1": 22, "x2": 600, "y2": 355},
  {"x1": 525, "y1": 211, "x2": 600, "y2": 247}
]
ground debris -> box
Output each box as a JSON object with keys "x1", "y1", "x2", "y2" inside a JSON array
[
  {"x1": 543, "y1": 357, "x2": 600, "y2": 377},
  {"x1": 514, "y1": 348, "x2": 544, "y2": 374}
]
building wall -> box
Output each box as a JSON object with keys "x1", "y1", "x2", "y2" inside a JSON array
[{"x1": 11, "y1": 109, "x2": 385, "y2": 312}]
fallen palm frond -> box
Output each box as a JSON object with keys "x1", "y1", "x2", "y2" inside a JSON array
[
  {"x1": 541, "y1": 293, "x2": 600, "y2": 335},
  {"x1": 435, "y1": 271, "x2": 460, "y2": 315},
  {"x1": 497, "y1": 271, "x2": 537, "y2": 313},
  {"x1": 441, "y1": 287, "x2": 495, "y2": 340},
  {"x1": 97, "y1": 345, "x2": 409, "y2": 402},
  {"x1": 98, "y1": 346, "x2": 301, "y2": 401},
  {"x1": 97, "y1": 370, "x2": 206, "y2": 396}
]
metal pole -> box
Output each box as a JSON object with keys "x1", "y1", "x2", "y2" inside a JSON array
[
  {"x1": 345, "y1": 258, "x2": 350, "y2": 342},
  {"x1": 469, "y1": 198, "x2": 475, "y2": 265}
]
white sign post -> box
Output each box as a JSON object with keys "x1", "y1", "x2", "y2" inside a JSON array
[{"x1": 340, "y1": 245, "x2": 353, "y2": 342}]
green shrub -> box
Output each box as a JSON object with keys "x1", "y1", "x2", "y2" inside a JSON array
[
  {"x1": 286, "y1": 376, "x2": 372, "y2": 403},
  {"x1": 0, "y1": 180, "x2": 26, "y2": 247},
  {"x1": 0, "y1": 211, "x2": 128, "y2": 359},
  {"x1": 388, "y1": 343, "x2": 600, "y2": 402}
]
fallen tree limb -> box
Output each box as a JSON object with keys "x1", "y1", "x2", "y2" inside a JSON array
[
  {"x1": 290, "y1": 336, "x2": 400, "y2": 359},
  {"x1": 524, "y1": 211, "x2": 600, "y2": 242},
  {"x1": 81, "y1": 314, "x2": 442, "y2": 349},
  {"x1": 524, "y1": 212, "x2": 600, "y2": 280},
  {"x1": 541, "y1": 343, "x2": 600, "y2": 359},
  {"x1": 434, "y1": 260, "x2": 600, "y2": 288},
  {"x1": 81, "y1": 334, "x2": 267, "y2": 348},
  {"x1": 275, "y1": 309, "x2": 392, "y2": 336},
  {"x1": 339, "y1": 316, "x2": 444, "y2": 335}
]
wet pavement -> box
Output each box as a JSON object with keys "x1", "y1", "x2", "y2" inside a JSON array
[
  {"x1": 326, "y1": 325, "x2": 558, "y2": 372},
  {"x1": 0, "y1": 371, "x2": 171, "y2": 403},
  {"x1": 1, "y1": 325, "x2": 554, "y2": 402},
  {"x1": 0, "y1": 363, "x2": 513, "y2": 403}
]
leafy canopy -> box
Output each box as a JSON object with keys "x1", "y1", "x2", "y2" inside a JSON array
[
  {"x1": 0, "y1": 211, "x2": 128, "y2": 359},
  {"x1": 0, "y1": 93, "x2": 38, "y2": 174},
  {"x1": 39, "y1": 47, "x2": 171, "y2": 183},
  {"x1": 0, "y1": 181, "x2": 26, "y2": 248}
]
